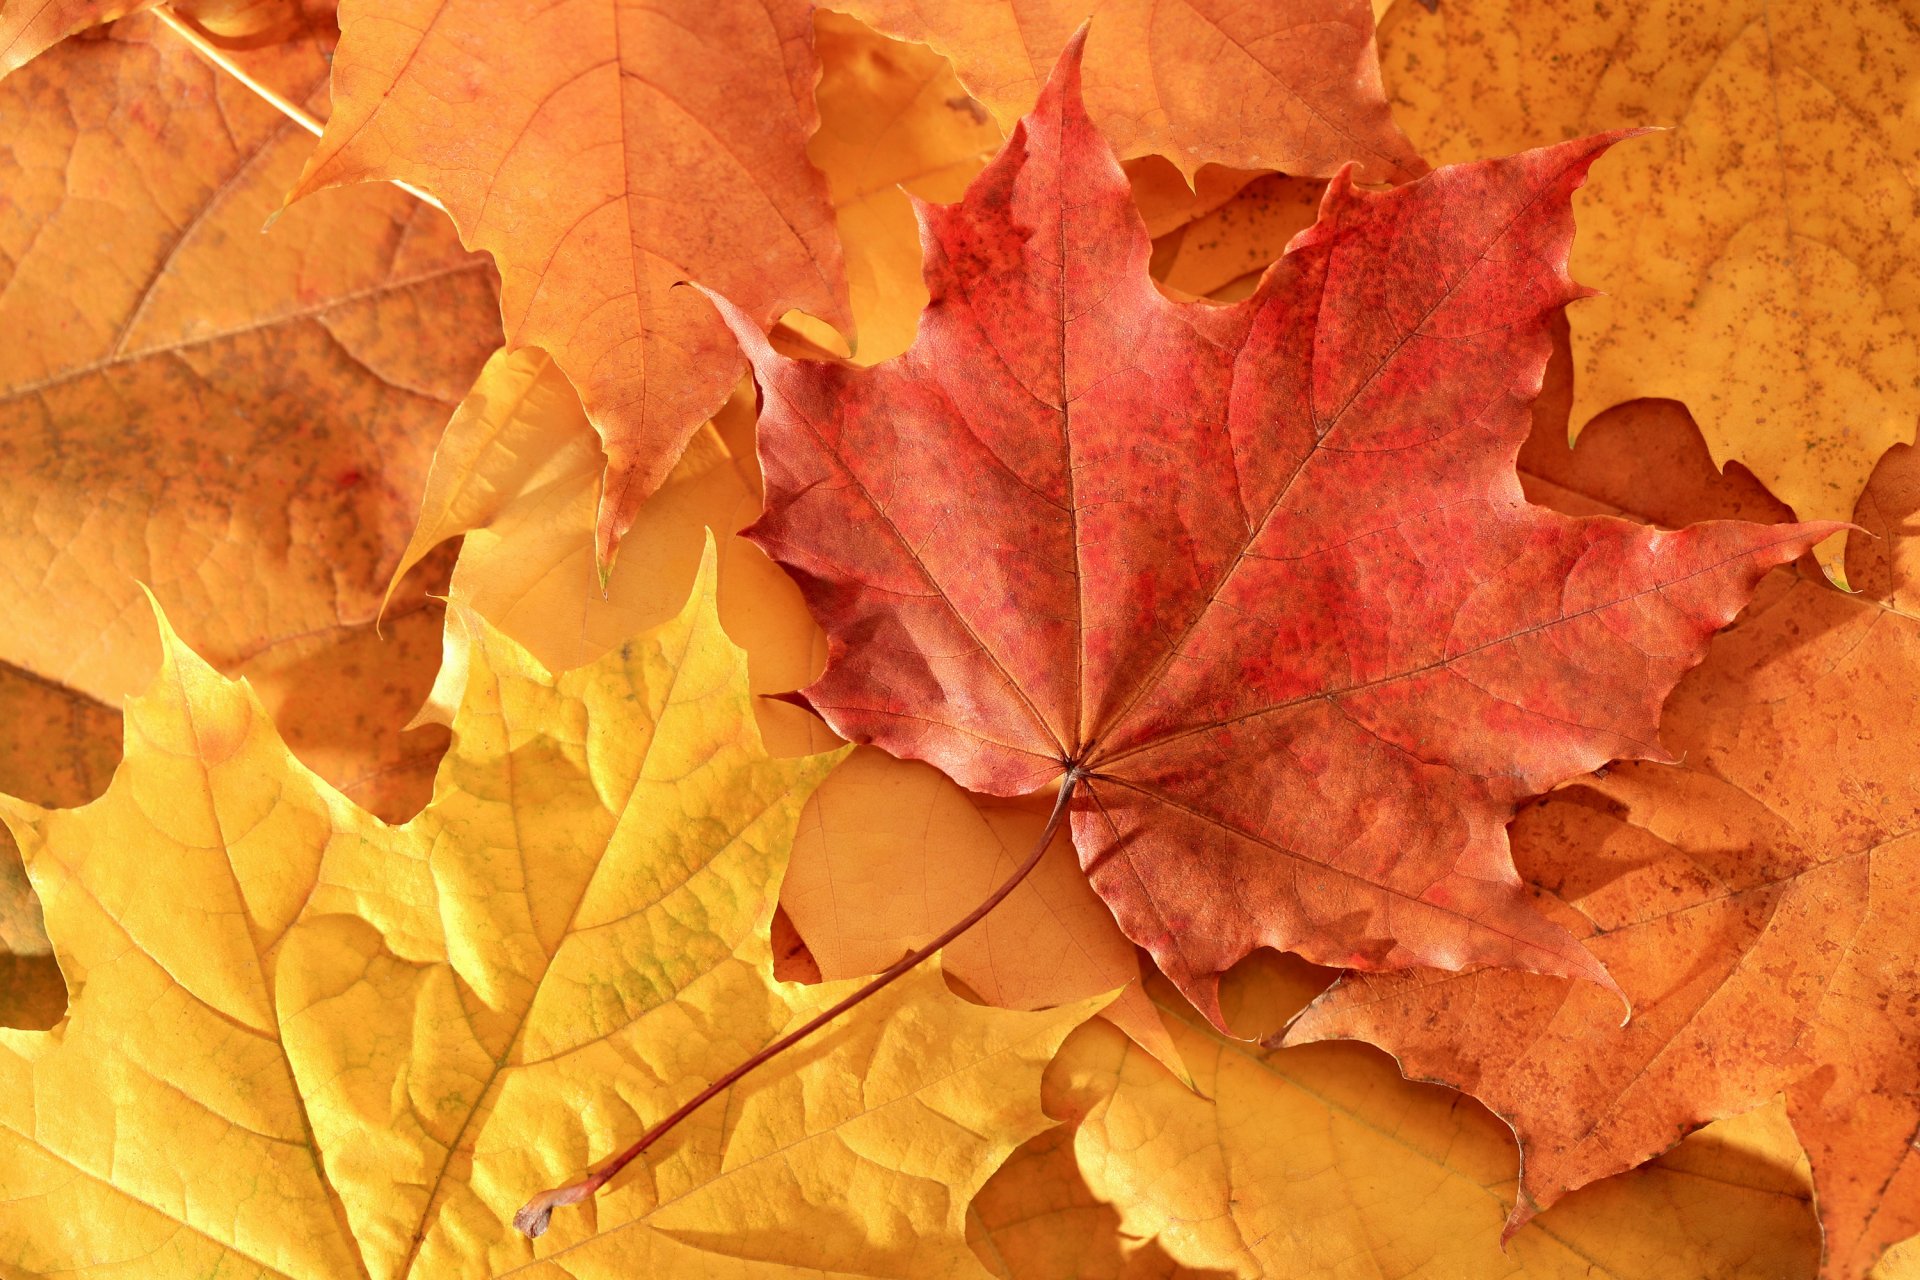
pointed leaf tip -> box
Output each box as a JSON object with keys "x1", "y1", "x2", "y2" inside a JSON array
[
  {"x1": 695, "y1": 283, "x2": 782, "y2": 376},
  {"x1": 684, "y1": 526, "x2": 723, "y2": 620},
  {"x1": 133, "y1": 580, "x2": 179, "y2": 652},
  {"x1": 130, "y1": 582, "x2": 235, "y2": 718},
  {"x1": 1030, "y1": 20, "x2": 1092, "y2": 135}
]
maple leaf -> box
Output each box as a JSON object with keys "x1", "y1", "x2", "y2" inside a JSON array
[
  {"x1": 784, "y1": 746, "x2": 1183, "y2": 1075},
  {"x1": 1125, "y1": 160, "x2": 1268, "y2": 240},
  {"x1": 0, "y1": 544, "x2": 1100, "y2": 1276},
  {"x1": 964, "y1": 1125, "x2": 1224, "y2": 1279},
  {"x1": 0, "y1": 0, "x2": 299, "y2": 79},
  {"x1": 290, "y1": 0, "x2": 854, "y2": 566},
  {"x1": 1020, "y1": 361, "x2": 1856, "y2": 1280},
  {"x1": 1149, "y1": 173, "x2": 1329, "y2": 303},
  {"x1": 0, "y1": 17, "x2": 499, "y2": 818},
  {"x1": 1038, "y1": 954, "x2": 1829, "y2": 1278},
  {"x1": 1376, "y1": 0, "x2": 1920, "y2": 582},
  {"x1": 824, "y1": 0, "x2": 1424, "y2": 182},
  {"x1": 392, "y1": 346, "x2": 1183, "y2": 1066},
  {"x1": 711, "y1": 36, "x2": 1838, "y2": 1026},
  {"x1": 0, "y1": 661, "x2": 119, "y2": 1030},
  {"x1": 803, "y1": 11, "x2": 1005, "y2": 365},
  {"x1": 386, "y1": 11, "x2": 1010, "y2": 686},
  {"x1": 1287, "y1": 414, "x2": 1920, "y2": 1279},
  {"x1": 387, "y1": 348, "x2": 815, "y2": 735}
]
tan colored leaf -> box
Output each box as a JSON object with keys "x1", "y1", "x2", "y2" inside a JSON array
[
  {"x1": 799, "y1": 11, "x2": 1004, "y2": 365},
  {"x1": 390, "y1": 350, "x2": 809, "y2": 733},
  {"x1": 1289, "y1": 398, "x2": 1920, "y2": 1277},
  {"x1": 0, "y1": 0, "x2": 302, "y2": 80},
  {"x1": 1148, "y1": 172, "x2": 1325, "y2": 301},
  {"x1": 0, "y1": 663, "x2": 117, "y2": 1029},
  {"x1": 785, "y1": 747, "x2": 1184, "y2": 1076},
  {"x1": 1053, "y1": 955, "x2": 1832, "y2": 1278},
  {"x1": 966, "y1": 1124, "x2": 1225, "y2": 1279},
  {"x1": 0, "y1": 15, "x2": 499, "y2": 820},
  {"x1": 825, "y1": 0, "x2": 1423, "y2": 182},
  {"x1": 1124, "y1": 158, "x2": 1262, "y2": 239},
  {"x1": 1376, "y1": 0, "x2": 1920, "y2": 579},
  {"x1": 292, "y1": 0, "x2": 853, "y2": 564}
]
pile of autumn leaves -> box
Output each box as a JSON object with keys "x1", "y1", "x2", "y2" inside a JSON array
[{"x1": 1, "y1": 0, "x2": 1917, "y2": 1277}]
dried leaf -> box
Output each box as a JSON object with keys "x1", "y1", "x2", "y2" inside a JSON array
[
  {"x1": 824, "y1": 0, "x2": 1423, "y2": 181},
  {"x1": 965, "y1": 1124, "x2": 1224, "y2": 1279},
  {"x1": 785, "y1": 746, "x2": 1183, "y2": 1075},
  {"x1": 1376, "y1": 0, "x2": 1920, "y2": 579},
  {"x1": 0, "y1": 16, "x2": 499, "y2": 819},
  {"x1": 801, "y1": 11, "x2": 1004, "y2": 365},
  {"x1": 1124, "y1": 159, "x2": 1262, "y2": 239},
  {"x1": 0, "y1": 0, "x2": 301, "y2": 79},
  {"x1": 0, "y1": 663, "x2": 117, "y2": 1029},
  {"x1": 394, "y1": 344, "x2": 1181, "y2": 1063},
  {"x1": 1149, "y1": 173, "x2": 1326, "y2": 302},
  {"x1": 1290, "y1": 407, "x2": 1920, "y2": 1278},
  {"x1": 292, "y1": 0, "x2": 853, "y2": 564},
  {"x1": 717, "y1": 39, "x2": 1835, "y2": 1026},
  {"x1": 0, "y1": 544, "x2": 1100, "y2": 1275},
  {"x1": 389, "y1": 349, "x2": 809, "y2": 731},
  {"x1": 1049, "y1": 954, "x2": 1831, "y2": 1278}
]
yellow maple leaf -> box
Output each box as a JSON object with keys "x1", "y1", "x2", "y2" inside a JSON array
[
  {"x1": 1051, "y1": 956, "x2": 1852, "y2": 1279},
  {"x1": 1376, "y1": 0, "x2": 1920, "y2": 582},
  {"x1": 388, "y1": 351, "x2": 815, "y2": 741},
  {"x1": 0, "y1": 546, "x2": 1098, "y2": 1277}
]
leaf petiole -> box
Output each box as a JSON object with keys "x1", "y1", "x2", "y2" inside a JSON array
[
  {"x1": 513, "y1": 765, "x2": 1083, "y2": 1238},
  {"x1": 150, "y1": 5, "x2": 449, "y2": 212}
]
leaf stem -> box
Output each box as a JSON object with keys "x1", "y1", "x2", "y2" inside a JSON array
[
  {"x1": 150, "y1": 6, "x2": 449, "y2": 213},
  {"x1": 513, "y1": 766, "x2": 1084, "y2": 1239}
]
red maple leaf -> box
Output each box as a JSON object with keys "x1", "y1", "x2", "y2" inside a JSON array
[{"x1": 710, "y1": 35, "x2": 1837, "y2": 1027}]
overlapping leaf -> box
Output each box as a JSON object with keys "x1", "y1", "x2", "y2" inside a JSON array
[
  {"x1": 0, "y1": 545, "x2": 1102, "y2": 1276},
  {"x1": 4, "y1": 5, "x2": 1910, "y2": 1278},
  {"x1": 988, "y1": 341, "x2": 1883, "y2": 1280},
  {"x1": 1377, "y1": 0, "x2": 1920, "y2": 579},
  {"x1": 392, "y1": 345, "x2": 1180, "y2": 1066},
  {"x1": 0, "y1": 663, "x2": 117, "y2": 1030},
  {"x1": 826, "y1": 0, "x2": 1423, "y2": 181},
  {"x1": 717, "y1": 38, "x2": 1834, "y2": 1026},
  {"x1": 0, "y1": 16, "x2": 499, "y2": 819},
  {"x1": 1290, "y1": 410, "x2": 1920, "y2": 1277},
  {"x1": 0, "y1": 0, "x2": 299, "y2": 79},
  {"x1": 293, "y1": 0, "x2": 854, "y2": 565},
  {"x1": 803, "y1": 11, "x2": 1005, "y2": 364},
  {"x1": 784, "y1": 747, "x2": 1182, "y2": 1074},
  {"x1": 1149, "y1": 173, "x2": 1327, "y2": 302},
  {"x1": 1028, "y1": 953, "x2": 1834, "y2": 1278},
  {"x1": 964, "y1": 1124, "x2": 1224, "y2": 1279},
  {"x1": 388, "y1": 349, "x2": 798, "y2": 729}
]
